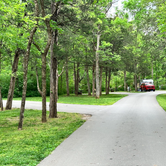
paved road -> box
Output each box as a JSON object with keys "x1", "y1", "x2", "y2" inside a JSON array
[{"x1": 4, "y1": 91, "x2": 166, "y2": 165}]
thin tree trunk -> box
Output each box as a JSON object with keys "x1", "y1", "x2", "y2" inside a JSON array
[
  {"x1": 108, "y1": 69, "x2": 111, "y2": 94},
  {"x1": 35, "y1": 65, "x2": 42, "y2": 95},
  {"x1": 6, "y1": 49, "x2": 20, "y2": 110},
  {"x1": 134, "y1": 74, "x2": 137, "y2": 91},
  {"x1": 39, "y1": 0, "x2": 58, "y2": 122},
  {"x1": 134, "y1": 60, "x2": 137, "y2": 91},
  {"x1": 56, "y1": 69, "x2": 58, "y2": 100},
  {"x1": 105, "y1": 67, "x2": 108, "y2": 94},
  {"x1": 92, "y1": 64, "x2": 96, "y2": 97},
  {"x1": 49, "y1": 30, "x2": 58, "y2": 118},
  {"x1": 96, "y1": 31, "x2": 100, "y2": 98},
  {"x1": 99, "y1": 67, "x2": 102, "y2": 96},
  {"x1": 74, "y1": 62, "x2": 79, "y2": 96},
  {"x1": 151, "y1": 62, "x2": 153, "y2": 79},
  {"x1": 76, "y1": 62, "x2": 79, "y2": 95},
  {"x1": 49, "y1": 1, "x2": 62, "y2": 117},
  {"x1": 124, "y1": 70, "x2": 126, "y2": 91},
  {"x1": 66, "y1": 58, "x2": 69, "y2": 96},
  {"x1": 0, "y1": 89, "x2": 3, "y2": 111},
  {"x1": 0, "y1": 53, "x2": 3, "y2": 111},
  {"x1": 41, "y1": 52, "x2": 47, "y2": 122},
  {"x1": 74, "y1": 63, "x2": 77, "y2": 95},
  {"x1": 86, "y1": 65, "x2": 91, "y2": 96},
  {"x1": 18, "y1": 0, "x2": 39, "y2": 130}
]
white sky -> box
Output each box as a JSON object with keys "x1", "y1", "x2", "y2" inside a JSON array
[{"x1": 107, "y1": 0, "x2": 124, "y2": 17}]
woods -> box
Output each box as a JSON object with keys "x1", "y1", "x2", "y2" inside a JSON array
[{"x1": 1, "y1": 0, "x2": 166, "y2": 128}]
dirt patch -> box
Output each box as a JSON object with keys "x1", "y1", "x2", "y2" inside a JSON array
[{"x1": 81, "y1": 114, "x2": 92, "y2": 120}]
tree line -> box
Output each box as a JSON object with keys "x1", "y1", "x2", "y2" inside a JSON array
[{"x1": 0, "y1": 0, "x2": 166, "y2": 129}]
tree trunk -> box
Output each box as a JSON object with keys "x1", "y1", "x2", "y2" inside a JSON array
[
  {"x1": 41, "y1": 53, "x2": 47, "y2": 122},
  {"x1": 66, "y1": 58, "x2": 69, "y2": 96},
  {"x1": 151, "y1": 62, "x2": 153, "y2": 79},
  {"x1": 18, "y1": 28, "x2": 37, "y2": 129},
  {"x1": 40, "y1": 0, "x2": 56, "y2": 122},
  {"x1": 124, "y1": 70, "x2": 126, "y2": 91},
  {"x1": 134, "y1": 74, "x2": 137, "y2": 91},
  {"x1": 74, "y1": 63, "x2": 79, "y2": 96},
  {"x1": 18, "y1": 0, "x2": 39, "y2": 130},
  {"x1": 49, "y1": 29, "x2": 58, "y2": 118},
  {"x1": 0, "y1": 53, "x2": 3, "y2": 111},
  {"x1": 108, "y1": 69, "x2": 111, "y2": 93},
  {"x1": 100, "y1": 67, "x2": 102, "y2": 96},
  {"x1": 50, "y1": 1, "x2": 62, "y2": 112},
  {"x1": 6, "y1": 49, "x2": 20, "y2": 110},
  {"x1": 0, "y1": 89, "x2": 3, "y2": 111},
  {"x1": 74, "y1": 63, "x2": 77, "y2": 95},
  {"x1": 56, "y1": 69, "x2": 59, "y2": 100},
  {"x1": 76, "y1": 62, "x2": 80, "y2": 95},
  {"x1": 96, "y1": 31, "x2": 100, "y2": 98},
  {"x1": 105, "y1": 67, "x2": 108, "y2": 94},
  {"x1": 35, "y1": 65, "x2": 42, "y2": 95},
  {"x1": 134, "y1": 61, "x2": 137, "y2": 91},
  {"x1": 86, "y1": 65, "x2": 91, "y2": 96},
  {"x1": 92, "y1": 64, "x2": 95, "y2": 97}
]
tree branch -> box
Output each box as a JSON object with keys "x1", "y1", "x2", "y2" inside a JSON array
[{"x1": 35, "y1": 64, "x2": 42, "y2": 96}]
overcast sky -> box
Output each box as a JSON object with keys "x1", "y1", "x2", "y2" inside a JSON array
[{"x1": 108, "y1": 0, "x2": 124, "y2": 17}]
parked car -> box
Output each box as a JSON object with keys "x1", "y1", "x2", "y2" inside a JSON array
[{"x1": 140, "y1": 83, "x2": 155, "y2": 92}]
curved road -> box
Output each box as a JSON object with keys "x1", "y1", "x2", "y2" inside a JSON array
[{"x1": 4, "y1": 91, "x2": 166, "y2": 165}]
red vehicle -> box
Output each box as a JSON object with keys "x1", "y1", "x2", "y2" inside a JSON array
[{"x1": 140, "y1": 83, "x2": 155, "y2": 92}]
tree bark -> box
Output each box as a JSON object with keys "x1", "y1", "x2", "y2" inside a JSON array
[
  {"x1": 86, "y1": 65, "x2": 91, "y2": 96},
  {"x1": 49, "y1": 1, "x2": 62, "y2": 117},
  {"x1": 76, "y1": 62, "x2": 80, "y2": 94},
  {"x1": 74, "y1": 63, "x2": 77, "y2": 95},
  {"x1": 49, "y1": 29, "x2": 58, "y2": 118},
  {"x1": 74, "y1": 63, "x2": 79, "y2": 96},
  {"x1": 0, "y1": 53, "x2": 3, "y2": 111},
  {"x1": 66, "y1": 58, "x2": 70, "y2": 96},
  {"x1": 124, "y1": 70, "x2": 127, "y2": 91},
  {"x1": 134, "y1": 60, "x2": 137, "y2": 91},
  {"x1": 18, "y1": 0, "x2": 39, "y2": 130},
  {"x1": 6, "y1": 49, "x2": 20, "y2": 110},
  {"x1": 100, "y1": 67, "x2": 102, "y2": 96},
  {"x1": 96, "y1": 31, "x2": 100, "y2": 98},
  {"x1": 105, "y1": 67, "x2": 108, "y2": 94},
  {"x1": 108, "y1": 69, "x2": 111, "y2": 93},
  {"x1": 41, "y1": 52, "x2": 47, "y2": 122},
  {"x1": 134, "y1": 74, "x2": 137, "y2": 91},
  {"x1": 35, "y1": 65, "x2": 42, "y2": 95},
  {"x1": 0, "y1": 89, "x2": 3, "y2": 111},
  {"x1": 92, "y1": 64, "x2": 95, "y2": 97},
  {"x1": 39, "y1": 0, "x2": 59, "y2": 122},
  {"x1": 151, "y1": 62, "x2": 153, "y2": 79}
]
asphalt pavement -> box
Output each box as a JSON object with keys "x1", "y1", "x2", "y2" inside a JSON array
[{"x1": 3, "y1": 91, "x2": 166, "y2": 166}]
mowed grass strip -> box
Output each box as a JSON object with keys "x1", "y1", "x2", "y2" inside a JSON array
[
  {"x1": 156, "y1": 94, "x2": 166, "y2": 111},
  {"x1": 10, "y1": 94, "x2": 127, "y2": 105},
  {"x1": 0, "y1": 109, "x2": 85, "y2": 166}
]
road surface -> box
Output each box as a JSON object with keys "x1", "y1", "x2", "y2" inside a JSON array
[{"x1": 4, "y1": 91, "x2": 166, "y2": 166}]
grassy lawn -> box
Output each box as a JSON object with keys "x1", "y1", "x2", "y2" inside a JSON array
[
  {"x1": 8, "y1": 94, "x2": 128, "y2": 105},
  {"x1": 156, "y1": 94, "x2": 166, "y2": 111},
  {"x1": 0, "y1": 109, "x2": 85, "y2": 166}
]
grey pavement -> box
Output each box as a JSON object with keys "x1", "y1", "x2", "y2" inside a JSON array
[{"x1": 3, "y1": 91, "x2": 166, "y2": 165}]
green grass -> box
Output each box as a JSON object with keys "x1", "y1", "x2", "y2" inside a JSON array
[
  {"x1": 156, "y1": 94, "x2": 166, "y2": 111},
  {"x1": 8, "y1": 94, "x2": 127, "y2": 105},
  {"x1": 0, "y1": 109, "x2": 85, "y2": 166}
]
